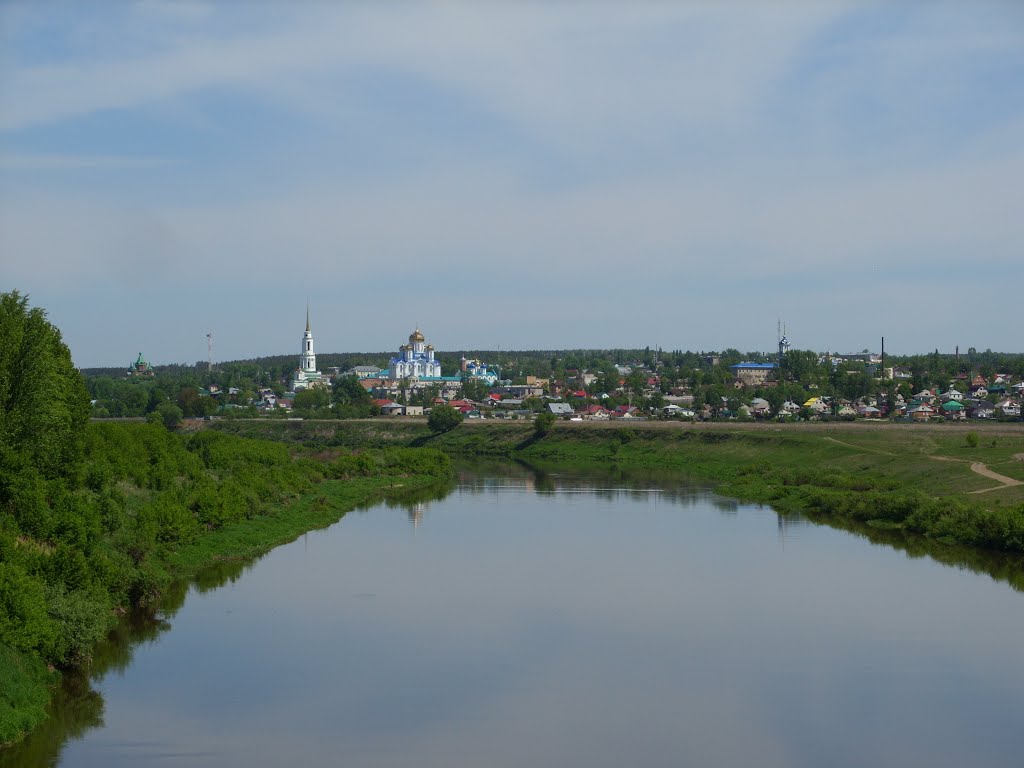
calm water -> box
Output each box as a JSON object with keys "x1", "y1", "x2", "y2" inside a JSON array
[{"x1": 5, "y1": 465, "x2": 1024, "y2": 768}]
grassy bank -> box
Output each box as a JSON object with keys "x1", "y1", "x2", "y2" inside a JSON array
[
  {"x1": 0, "y1": 646, "x2": 55, "y2": 749},
  {"x1": 0, "y1": 422, "x2": 451, "y2": 747},
  {"x1": 163, "y1": 473, "x2": 446, "y2": 576},
  {"x1": 214, "y1": 419, "x2": 1024, "y2": 551}
]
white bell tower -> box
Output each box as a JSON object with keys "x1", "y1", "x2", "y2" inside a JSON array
[{"x1": 300, "y1": 305, "x2": 316, "y2": 373}]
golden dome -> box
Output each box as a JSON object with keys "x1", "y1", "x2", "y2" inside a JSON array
[{"x1": 409, "y1": 328, "x2": 425, "y2": 343}]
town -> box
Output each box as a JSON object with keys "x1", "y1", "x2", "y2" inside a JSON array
[{"x1": 91, "y1": 308, "x2": 1024, "y2": 426}]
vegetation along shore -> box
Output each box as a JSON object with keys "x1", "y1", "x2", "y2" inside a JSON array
[
  {"x1": 214, "y1": 417, "x2": 1024, "y2": 554},
  {"x1": 0, "y1": 293, "x2": 453, "y2": 747},
  {"x1": 3, "y1": 288, "x2": 1022, "y2": 747}
]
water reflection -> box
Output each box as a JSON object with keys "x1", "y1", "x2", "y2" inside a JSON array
[
  {"x1": 4, "y1": 462, "x2": 1024, "y2": 768},
  {"x1": 0, "y1": 608, "x2": 169, "y2": 768}
]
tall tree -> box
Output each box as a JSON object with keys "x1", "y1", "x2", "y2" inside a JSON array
[{"x1": 0, "y1": 291, "x2": 90, "y2": 478}]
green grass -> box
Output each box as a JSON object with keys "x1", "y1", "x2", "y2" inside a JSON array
[
  {"x1": 0, "y1": 644, "x2": 56, "y2": 747},
  {"x1": 213, "y1": 419, "x2": 1024, "y2": 550},
  {"x1": 1, "y1": 422, "x2": 454, "y2": 749},
  {"x1": 163, "y1": 475, "x2": 443, "y2": 576},
  {"x1": 0, "y1": 473, "x2": 446, "y2": 749}
]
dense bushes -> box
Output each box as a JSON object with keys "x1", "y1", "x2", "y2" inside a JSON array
[
  {"x1": 329, "y1": 448, "x2": 452, "y2": 480},
  {"x1": 0, "y1": 643, "x2": 53, "y2": 747},
  {"x1": 783, "y1": 484, "x2": 1024, "y2": 553},
  {"x1": 0, "y1": 421, "x2": 340, "y2": 743}
]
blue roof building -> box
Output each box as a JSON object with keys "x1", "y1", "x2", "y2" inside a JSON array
[{"x1": 729, "y1": 362, "x2": 777, "y2": 386}]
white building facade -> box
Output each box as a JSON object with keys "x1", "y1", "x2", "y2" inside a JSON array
[
  {"x1": 291, "y1": 308, "x2": 328, "y2": 391},
  {"x1": 388, "y1": 328, "x2": 442, "y2": 380}
]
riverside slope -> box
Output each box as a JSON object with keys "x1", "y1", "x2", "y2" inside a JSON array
[{"x1": 215, "y1": 418, "x2": 1024, "y2": 554}]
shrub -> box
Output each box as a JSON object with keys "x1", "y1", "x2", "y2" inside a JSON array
[
  {"x1": 534, "y1": 411, "x2": 556, "y2": 437},
  {"x1": 428, "y1": 405, "x2": 463, "y2": 433}
]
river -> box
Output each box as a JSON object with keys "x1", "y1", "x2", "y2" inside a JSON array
[{"x1": 4, "y1": 463, "x2": 1024, "y2": 768}]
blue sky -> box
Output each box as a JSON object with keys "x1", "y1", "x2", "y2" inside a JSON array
[{"x1": 1, "y1": 1, "x2": 1022, "y2": 367}]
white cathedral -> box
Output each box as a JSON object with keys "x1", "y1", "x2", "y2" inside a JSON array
[
  {"x1": 290, "y1": 308, "x2": 328, "y2": 391},
  {"x1": 387, "y1": 328, "x2": 443, "y2": 380}
]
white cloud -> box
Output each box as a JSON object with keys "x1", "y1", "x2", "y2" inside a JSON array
[
  {"x1": 2, "y1": 2, "x2": 1022, "y2": 360},
  {"x1": 0, "y1": 3, "x2": 850, "y2": 147}
]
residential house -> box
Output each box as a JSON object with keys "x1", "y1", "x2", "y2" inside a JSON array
[
  {"x1": 803, "y1": 397, "x2": 828, "y2": 414},
  {"x1": 939, "y1": 401, "x2": 965, "y2": 420},
  {"x1": 969, "y1": 401, "x2": 995, "y2": 419},
  {"x1": 749, "y1": 397, "x2": 771, "y2": 417},
  {"x1": 613, "y1": 404, "x2": 641, "y2": 418},
  {"x1": 547, "y1": 402, "x2": 574, "y2": 416},
  {"x1": 908, "y1": 403, "x2": 934, "y2": 421},
  {"x1": 581, "y1": 404, "x2": 612, "y2": 420},
  {"x1": 996, "y1": 400, "x2": 1020, "y2": 418}
]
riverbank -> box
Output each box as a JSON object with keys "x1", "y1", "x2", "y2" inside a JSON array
[
  {"x1": 0, "y1": 423, "x2": 451, "y2": 748},
  {"x1": 214, "y1": 418, "x2": 1024, "y2": 550}
]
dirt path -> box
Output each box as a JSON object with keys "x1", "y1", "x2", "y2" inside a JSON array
[
  {"x1": 967, "y1": 462, "x2": 1024, "y2": 493},
  {"x1": 930, "y1": 455, "x2": 1023, "y2": 493}
]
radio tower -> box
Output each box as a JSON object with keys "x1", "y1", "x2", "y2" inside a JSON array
[{"x1": 206, "y1": 331, "x2": 214, "y2": 372}]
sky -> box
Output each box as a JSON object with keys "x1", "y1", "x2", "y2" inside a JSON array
[{"x1": 1, "y1": 1, "x2": 1022, "y2": 367}]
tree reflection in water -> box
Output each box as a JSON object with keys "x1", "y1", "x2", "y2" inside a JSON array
[{"x1": 4, "y1": 461, "x2": 1024, "y2": 767}]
